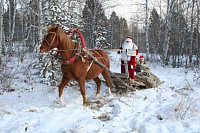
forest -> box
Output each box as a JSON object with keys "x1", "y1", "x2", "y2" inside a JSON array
[
  {"x1": 0, "y1": 1, "x2": 200, "y2": 132},
  {"x1": 0, "y1": 0, "x2": 199, "y2": 64},
  {"x1": 0, "y1": 0, "x2": 200, "y2": 89}
]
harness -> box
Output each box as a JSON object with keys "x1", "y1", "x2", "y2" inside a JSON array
[
  {"x1": 58, "y1": 41, "x2": 81, "y2": 65},
  {"x1": 46, "y1": 29, "x2": 108, "y2": 72},
  {"x1": 53, "y1": 29, "x2": 87, "y2": 65}
]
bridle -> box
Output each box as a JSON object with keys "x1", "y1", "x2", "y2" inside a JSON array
[
  {"x1": 44, "y1": 31, "x2": 77, "y2": 52},
  {"x1": 44, "y1": 31, "x2": 81, "y2": 65},
  {"x1": 45, "y1": 32, "x2": 57, "y2": 51}
]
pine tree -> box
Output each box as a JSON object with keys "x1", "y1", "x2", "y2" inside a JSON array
[
  {"x1": 149, "y1": 8, "x2": 161, "y2": 55},
  {"x1": 82, "y1": 0, "x2": 108, "y2": 48},
  {"x1": 170, "y1": 10, "x2": 187, "y2": 67},
  {"x1": 38, "y1": 0, "x2": 84, "y2": 86},
  {"x1": 107, "y1": 11, "x2": 120, "y2": 49},
  {"x1": 119, "y1": 18, "x2": 129, "y2": 45}
]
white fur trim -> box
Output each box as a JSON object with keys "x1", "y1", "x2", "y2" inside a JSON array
[
  {"x1": 121, "y1": 42, "x2": 138, "y2": 61},
  {"x1": 131, "y1": 65, "x2": 133, "y2": 69},
  {"x1": 125, "y1": 38, "x2": 133, "y2": 43}
]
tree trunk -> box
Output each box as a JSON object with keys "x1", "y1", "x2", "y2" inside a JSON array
[
  {"x1": 10, "y1": 0, "x2": 16, "y2": 43},
  {"x1": 197, "y1": 1, "x2": 200, "y2": 66},
  {"x1": 38, "y1": 0, "x2": 43, "y2": 53},
  {"x1": 145, "y1": 0, "x2": 149, "y2": 61},
  {"x1": 189, "y1": 0, "x2": 195, "y2": 68},
  {"x1": 8, "y1": 0, "x2": 16, "y2": 55},
  {"x1": 163, "y1": 0, "x2": 172, "y2": 65},
  {"x1": 0, "y1": 0, "x2": 4, "y2": 56}
]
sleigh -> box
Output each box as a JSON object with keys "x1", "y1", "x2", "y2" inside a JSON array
[
  {"x1": 41, "y1": 25, "x2": 163, "y2": 106},
  {"x1": 64, "y1": 29, "x2": 162, "y2": 91}
]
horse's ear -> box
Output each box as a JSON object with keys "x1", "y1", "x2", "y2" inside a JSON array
[{"x1": 47, "y1": 24, "x2": 58, "y2": 33}]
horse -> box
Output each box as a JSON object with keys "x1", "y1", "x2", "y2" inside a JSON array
[{"x1": 40, "y1": 25, "x2": 112, "y2": 106}]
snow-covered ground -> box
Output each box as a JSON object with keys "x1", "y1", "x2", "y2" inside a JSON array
[{"x1": 0, "y1": 50, "x2": 200, "y2": 133}]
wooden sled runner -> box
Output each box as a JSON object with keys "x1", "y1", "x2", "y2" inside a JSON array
[{"x1": 110, "y1": 72, "x2": 147, "y2": 90}]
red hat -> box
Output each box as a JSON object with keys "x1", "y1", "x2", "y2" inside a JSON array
[
  {"x1": 126, "y1": 36, "x2": 132, "y2": 39},
  {"x1": 140, "y1": 55, "x2": 144, "y2": 59},
  {"x1": 125, "y1": 37, "x2": 132, "y2": 43}
]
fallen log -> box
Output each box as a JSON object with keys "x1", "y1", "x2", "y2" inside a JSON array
[{"x1": 111, "y1": 72, "x2": 146, "y2": 90}]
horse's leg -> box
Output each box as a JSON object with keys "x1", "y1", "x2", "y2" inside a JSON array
[
  {"x1": 78, "y1": 78, "x2": 87, "y2": 106},
  {"x1": 93, "y1": 76, "x2": 101, "y2": 97},
  {"x1": 58, "y1": 76, "x2": 70, "y2": 105},
  {"x1": 101, "y1": 69, "x2": 112, "y2": 95}
]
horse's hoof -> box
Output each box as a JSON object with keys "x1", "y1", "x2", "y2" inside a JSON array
[
  {"x1": 83, "y1": 103, "x2": 88, "y2": 107},
  {"x1": 58, "y1": 97, "x2": 66, "y2": 107},
  {"x1": 107, "y1": 91, "x2": 112, "y2": 96},
  {"x1": 60, "y1": 103, "x2": 67, "y2": 107},
  {"x1": 54, "y1": 100, "x2": 66, "y2": 107},
  {"x1": 107, "y1": 88, "x2": 112, "y2": 95},
  {"x1": 96, "y1": 94, "x2": 100, "y2": 98}
]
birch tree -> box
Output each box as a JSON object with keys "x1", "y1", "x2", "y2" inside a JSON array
[
  {"x1": 37, "y1": 0, "x2": 42, "y2": 53},
  {"x1": 163, "y1": 0, "x2": 173, "y2": 65}
]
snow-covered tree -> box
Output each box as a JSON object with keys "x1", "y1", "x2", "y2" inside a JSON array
[
  {"x1": 119, "y1": 17, "x2": 129, "y2": 45},
  {"x1": 82, "y1": 0, "x2": 109, "y2": 48},
  {"x1": 149, "y1": 8, "x2": 162, "y2": 55},
  {"x1": 38, "y1": 0, "x2": 85, "y2": 86},
  {"x1": 107, "y1": 11, "x2": 120, "y2": 49},
  {"x1": 95, "y1": 33, "x2": 110, "y2": 49},
  {"x1": 0, "y1": 0, "x2": 4, "y2": 56},
  {"x1": 43, "y1": 0, "x2": 83, "y2": 31}
]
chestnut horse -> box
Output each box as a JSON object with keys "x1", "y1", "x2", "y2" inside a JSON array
[{"x1": 40, "y1": 25, "x2": 112, "y2": 106}]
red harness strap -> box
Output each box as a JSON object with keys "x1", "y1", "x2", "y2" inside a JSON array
[
  {"x1": 56, "y1": 52, "x2": 77, "y2": 65},
  {"x1": 56, "y1": 52, "x2": 60, "y2": 58},
  {"x1": 58, "y1": 41, "x2": 81, "y2": 65},
  {"x1": 61, "y1": 56, "x2": 77, "y2": 65},
  {"x1": 57, "y1": 29, "x2": 86, "y2": 65}
]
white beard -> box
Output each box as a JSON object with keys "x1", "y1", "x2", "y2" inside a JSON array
[{"x1": 121, "y1": 42, "x2": 137, "y2": 61}]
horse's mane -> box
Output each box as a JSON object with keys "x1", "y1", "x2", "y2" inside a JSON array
[
  {"x1": 47, "y1": 25, "x2": 75, "y2": 49},
  {"x1": 46, "y1": 24, "x2": 58, "y2": 32}
]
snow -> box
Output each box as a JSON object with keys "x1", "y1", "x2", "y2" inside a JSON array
[{"x1": 0, "y1": 50, "x2": 200, "y2": 133}]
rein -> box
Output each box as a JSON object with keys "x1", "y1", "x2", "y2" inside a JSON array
[{"x1": 45, "y1": 32, "x2": 57, "y2": 51}]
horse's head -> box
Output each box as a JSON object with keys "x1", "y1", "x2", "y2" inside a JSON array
[{"x1": 40, "y1": 25, "x2": 59, "y2": 53}]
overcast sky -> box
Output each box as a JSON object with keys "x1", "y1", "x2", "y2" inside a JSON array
[{"x1": 106, "y1": 0, "x2": 167, "y2": 24}]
